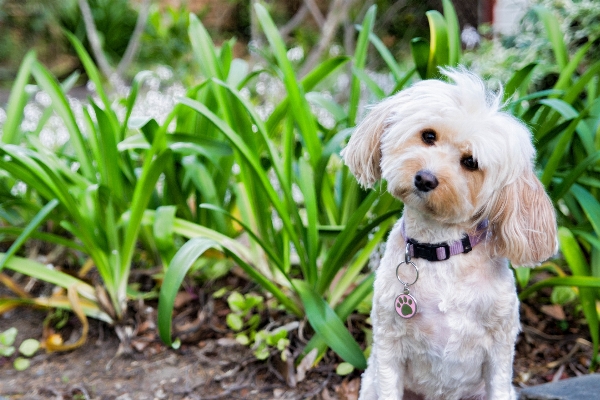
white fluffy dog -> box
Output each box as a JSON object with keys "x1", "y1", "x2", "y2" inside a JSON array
[{"x1": 341, "y1": 69, "x2": 557, "y2": 400}]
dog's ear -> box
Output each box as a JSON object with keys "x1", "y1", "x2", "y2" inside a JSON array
[
  {"x1": 341, "y1": 98, "x2": 398, "y2": 188},
  {"x1": 489, "y1": 170, "x2": 558, "y2": 267}
]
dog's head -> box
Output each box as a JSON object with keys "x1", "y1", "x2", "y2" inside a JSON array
[{"x1": 341, "y1": 68, "x2": 557, "y2": 266}]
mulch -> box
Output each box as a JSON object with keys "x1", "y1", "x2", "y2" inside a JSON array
[
  {"x1": 514, "y1": 297, "x2": 596, "y2": 387},
  {"x1": 1, "y1": 266, "x2": 598, "y2": 399}
]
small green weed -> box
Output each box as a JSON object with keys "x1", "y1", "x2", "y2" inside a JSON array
[
  {"x1": 225, "y1": 291, "x2": 290, "y2": 361},
  {"x1": 0, "y1": 327, "x2": 40, "y2": 371}
]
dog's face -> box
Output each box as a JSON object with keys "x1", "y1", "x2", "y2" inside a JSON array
[
  {"x1": 381, "y1": 117, "x2": 489, "y2": 225},
  {"x1": 342, "y1": 69, "x2": 558, "y2": 266},
  {"x1": 379, "y1": 95, "x2": 532, "y2": 225}
]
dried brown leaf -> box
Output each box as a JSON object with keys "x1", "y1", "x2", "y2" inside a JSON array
[
  {"x1": 540, "y1": 304, "x2": 566, "y2": 321},
  {"x1": 335, "y1": 378, "x2": 360, "y2": 400},
  {"x1": 296, "y1": 348, "x2": 318, "y2": 383},
  {"x1": 174, "y1": 291, "x2": 195, "y2": 309}
]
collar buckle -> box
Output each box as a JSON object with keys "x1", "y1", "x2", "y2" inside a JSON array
[
  {"x1": 461, "y1": 235, "x2": 472, "y2": 253},
  {"x1": 408, "y1": 239, "x2": 450, "y2": 262}
]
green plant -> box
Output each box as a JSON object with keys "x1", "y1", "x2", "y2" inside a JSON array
[
  {"x1": 139, "y1": 4, "x2": 192, "y2": 71},
  {"x1": 3, "y1": 0, "x2": 598, "y2": 377},
  {"x1": 224, "y1": 291, "x2": 290, "y2": 360},
  {"x1": 60, "y1": 0, "x2": 139, "y2": 64},
  {"x1": 225, "y1": 291, "x2": 264, "y2": 335},
  {"x1": 157, "y1": 5, "x2": 408, "y2": 370},
  {"x1": 0, "y1": 327, "x2": 41, "y2": 371},
  {"x1": 0, "y1": 34, "x2": 175, "y2": 324},
  {"x1": 0, "y1": 0, "x2": 77, "y2": 80},
  {"x1": 352, "y1": 0, "x2": 460, "y2": 100},
  {"x1": 0, "y1": 327, "x2": 18, "y2": 357},
  {"x1": 465, "y1": 0, "x2": 600, "y2": 86},
  {"x1": 493, "y1": 5, "x2": 600, "y2": 370},
  {"x1": 410, "y1": 0, "x2": 460, "y2": 80}
]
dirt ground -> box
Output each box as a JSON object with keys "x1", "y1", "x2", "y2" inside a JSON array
[
  {"x1": 0, "y1": 272, "x2": 597, "y2": 400},
  {"x1": 0, "y1": 268, "x2": 362, "y2": 400},
  {"x1": 0, "y1": 306, "x2": 356, "y2": 400}
]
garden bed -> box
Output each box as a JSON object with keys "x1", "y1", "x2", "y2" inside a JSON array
[
  {"x1": 1, "y1": 1, "x2": 600, "y2": 398},
  {"x1": 0, "y1": 275, "x2": 594, "y2": 399}
]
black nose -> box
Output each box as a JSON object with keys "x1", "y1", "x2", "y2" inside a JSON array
[{"x1": 414, "y1": 170, "x2": 438, "y2": 192}]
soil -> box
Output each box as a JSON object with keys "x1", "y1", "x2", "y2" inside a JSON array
[
  {"x1": 0, "y1": 272, "x2": 359, "y2": 400},
  {"x1": 0, "y1": 270, "x2": 597, "y2": 400},
  {"x1": 0, "y1": 309, "x2": 351, "y2": 400}
]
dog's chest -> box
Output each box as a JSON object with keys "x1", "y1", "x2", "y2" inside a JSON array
[{"x1": 373, "y1": 250, "x2": 517, "y2": 351}]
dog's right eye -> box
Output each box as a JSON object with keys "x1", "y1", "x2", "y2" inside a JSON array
[{"x1": 421, "y1": 129, "x2": 437, "y2": 145}]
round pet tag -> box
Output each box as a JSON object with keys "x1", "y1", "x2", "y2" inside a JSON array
[{"x1": 394, "y1": 293, "x2": 418, "y2": 319}]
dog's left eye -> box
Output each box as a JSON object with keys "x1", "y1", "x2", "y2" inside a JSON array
[{"x1": 461, "y1": 156, "x2": 478, "y2": 171}]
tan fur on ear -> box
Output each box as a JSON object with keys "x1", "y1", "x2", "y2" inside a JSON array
[
  {"x1": 489, "y1": 170, "x2": 558, "y2": 266},
  {"x1": 341, "y1": 98, "x2": 399, "y2": 188}
]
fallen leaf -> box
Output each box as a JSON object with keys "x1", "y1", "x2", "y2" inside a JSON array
[
  {"x1": 216, "y1": 338, "x2": 239, "y2": 347},
  {"x1": 131, "y1": 339, "x2": 150, "y2": 352},
  {"x1": 174, "y1": 291, "x2": 196, "y2": 309},
  {"x1": 540, "y1": 304, "x2": 566, "y2": 320},
  {"x1": 296, "y1": 348, "x2": 317, "y2": 383},
  {"x1": 272, "y1": 349, "x2": 296, "y2": 387},
  {"x1": 335, "y1": 377, "x2": 360, "y2": 400},
  {"x1": 521, "y1": 303, "x2": 539, "y2": 324},
  {"x1": 138, "y1": 319, "x2": 156, "y2": 334},
  {"x1": 321, "y1": 387, "x2": 337, "y2": 400}
]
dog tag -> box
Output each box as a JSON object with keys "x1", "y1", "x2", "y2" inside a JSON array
[
  {"x1": 395, "y1": 293, "x2": 418, "y2": 319},
  {"x1": 394, "y1": 245, "x2": 419, "y2": 318}
]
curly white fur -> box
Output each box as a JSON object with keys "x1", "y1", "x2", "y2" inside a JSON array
[{"x1": 341, "y1": 69, "x2": 558, "y2": 400}]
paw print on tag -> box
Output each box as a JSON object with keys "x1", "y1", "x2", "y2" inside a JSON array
[{"x1": 395, "y1": 294, "x2": 417, "y2": 318}]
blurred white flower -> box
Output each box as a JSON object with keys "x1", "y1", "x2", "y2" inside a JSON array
[
  {"x1": 287, "y1": 46, "x2": 304, "y2": 62},
  {"x1": 461, "y1": 25, "x2": 480, "y2": 50}
]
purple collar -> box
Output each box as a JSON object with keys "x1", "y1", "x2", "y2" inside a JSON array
[{"x1": 400, "y1": 219, "x2": 489, "y2": 262}]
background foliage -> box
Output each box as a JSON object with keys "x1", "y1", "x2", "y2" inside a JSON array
[{"x1": 1, "y1": 0, "x2": 600, "y2": 375}]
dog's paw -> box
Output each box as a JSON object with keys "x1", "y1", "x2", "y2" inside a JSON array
[{"x1": 395, "y1": 294, "x2": 417, "y2": 318}]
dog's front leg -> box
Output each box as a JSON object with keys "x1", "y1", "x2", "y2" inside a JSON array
[
  {"x1": 358, "y1": 350, "x2": 377, "y2": 400},
  {"x1": 483, "y1": 346, "x2": 517, "y2": 400},
  {"x1": 375, "y1": 338, "x2": 405, "y2": 399},
  {"x1": 359, "y1": 344, "x2": 405, "y2": 400}
]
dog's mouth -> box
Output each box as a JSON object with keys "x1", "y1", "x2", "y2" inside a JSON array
[
  {"x1": 409, "y1": 189, "x2": 437, "y2": 213},
  {"x1": 393, "y1": 183, "x2": 470, "y2": 224},
  {"x1": 412, "y1": 187, "x2": 427, "y2": 198},
  {"x1": 392, "y1": 186, "x2": 431, "y2": 207}
]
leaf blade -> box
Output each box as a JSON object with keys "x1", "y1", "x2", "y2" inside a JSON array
[
  {"x1": 158, "y1": 237, "x2": 222, "y2": 345},
  {"x1": 293, "y1": 280, "x2": 367, "y2": 369}
]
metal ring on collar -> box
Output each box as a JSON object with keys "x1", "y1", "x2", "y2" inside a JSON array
[{"x1": 396, "y1": 260, "x2": 419, "y2": 287}]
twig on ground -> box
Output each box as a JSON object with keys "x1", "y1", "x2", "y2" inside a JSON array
[
  {"x1": 70, "y1": 384, "x2": 91, "y2": 400},
  {"x1": 522, "y1": 324, "x2": 565, "y2": 341},
  {"x1": 303, "y1": 371, "x2": 334, "y2": 399},
  {"x1": 552, "y1": 363, "x2": 566, "y2": 382},
  {"x1": 546, "y1": 342, "x2": 581, "y2": 369}
]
